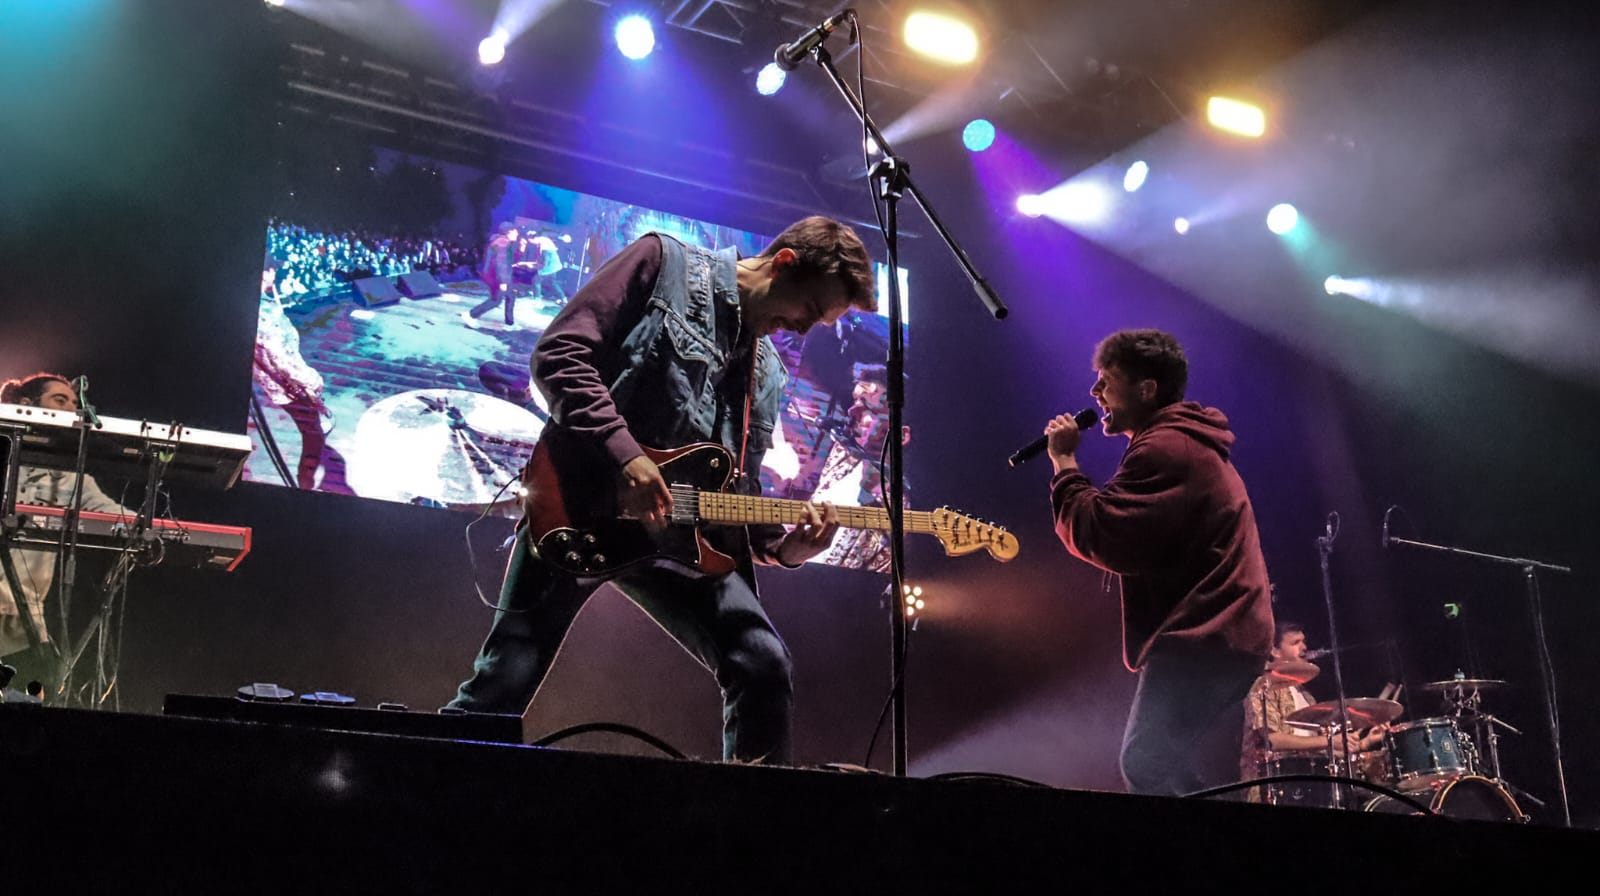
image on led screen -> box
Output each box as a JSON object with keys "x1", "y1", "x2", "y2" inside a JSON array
[{"x1": 248, "y1": 149, "x2": 907, "y2": 571}]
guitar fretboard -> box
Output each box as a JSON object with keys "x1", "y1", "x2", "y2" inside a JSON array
[{"x1": 690, "y1": 490, "x2": 937, "y2": 534}]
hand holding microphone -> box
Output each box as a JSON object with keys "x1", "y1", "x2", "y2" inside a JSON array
[{"x1": 1008, "y1": 408, "x2": 1099, "y2": 467}]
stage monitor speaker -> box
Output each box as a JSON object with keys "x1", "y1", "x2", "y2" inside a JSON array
[
  {"x1": 351, "y1": 276, "x2": 403, "y2": 308},
  {"x1": 396, "y1": 270, "x2": 443, "y2": 299}
]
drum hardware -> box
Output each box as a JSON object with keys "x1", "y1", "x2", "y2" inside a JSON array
[
  {"x1": 1380, "y1": 504, "x2": 1573, "y2": 826},
  {"x1": 1475, "y1": 712, "x2": 1520, "y2": 783}
]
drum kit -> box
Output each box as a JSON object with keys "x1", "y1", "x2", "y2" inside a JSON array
[{"x1": 1259, "y1": 661, "x2": 1529, "y2": 822}]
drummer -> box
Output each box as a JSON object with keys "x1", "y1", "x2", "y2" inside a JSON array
[{"x1": 1240, "y1": 621, "x2": 1387, "y2": 798}]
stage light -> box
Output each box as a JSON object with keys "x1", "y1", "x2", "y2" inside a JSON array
[
  {"x1": 1206, "y1": 96, "x2": 1266, "y2": 138},
  {"x1": 756, "y1": 62, "x2": 786, "y2": 96},
  {"x1": 962, "y1": 119, "x2": 995, "y2": 152},
  {"x1": 615, "y1": 14, "x2": 655, "y2": 60},
  {"x1": 903, "y1": 584, "x2": 926, "y2": 618},
  {"x1": 904, "y1": 10, "x2": 979, "y2": 65},
  {"x1": 478, "y1": 31, "x2": 508, "y2": 66},
  {"x1": 1266, "y1": 203, "x2": 1299, "y2": 234},
  {"x1": 1123, "y1": 160, "x2": 1149, "y2": 193},
  {"x1": 1322, "y1": 275, "x2": 1374, "y2": 300},
  {"x1": 1173, "y1": 217, "x2": 1190, "y2": 235},
  {"x1": 1017, "y1": 184, "x2": 1112, "y2": 225},
  {"x1": 264, "y1": 0, "x2": 285, "y2": 7}
]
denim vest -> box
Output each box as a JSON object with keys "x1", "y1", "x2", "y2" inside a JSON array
[{"x1": 609, "y1": 234, "x2": 787, "y2": 496}]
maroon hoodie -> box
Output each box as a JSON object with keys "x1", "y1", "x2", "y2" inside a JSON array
[{"x1": 1050, "y1": 402, "x2": 1274, "y2": 671}]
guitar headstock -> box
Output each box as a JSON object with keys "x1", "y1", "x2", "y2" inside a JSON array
[{"x1": 930, "y1": 507, "x2": 1019, "y2": 562}]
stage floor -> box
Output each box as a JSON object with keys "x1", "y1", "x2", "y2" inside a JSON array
[{"x1": 2, "y1": 702, "x2": 1592, "y2": 892}]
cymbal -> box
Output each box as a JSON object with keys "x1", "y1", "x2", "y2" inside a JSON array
[
  {"x1": 1420, "y1": 678, "x2": 1507, "y2": 692},
  {"x1": 1264, "y1": 660, "x2": 1320, "y2": 688},
  {"x1": 345, "y1": 388, "x2": 545, "y2": 506},
  {"x1": 1285, "y1": 698, "x2": 1404, "y2": 728}
]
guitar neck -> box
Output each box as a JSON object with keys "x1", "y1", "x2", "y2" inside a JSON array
[{"x1": 694, "y1": 491, "x2": 934, "y2": 534}]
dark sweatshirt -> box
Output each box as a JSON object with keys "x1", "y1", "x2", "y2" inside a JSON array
[{"x1": 1050, "y1": 402, "x2": 1274, "y2": 671}]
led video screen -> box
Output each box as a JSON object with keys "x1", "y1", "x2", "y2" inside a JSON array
[{"x1": 248, "y1": 149, "x2": 907, "y2": 571}]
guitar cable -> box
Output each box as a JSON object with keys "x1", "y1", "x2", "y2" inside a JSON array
[{"x1": 463, "y1": 473, "x2": 528, "y2": 613}]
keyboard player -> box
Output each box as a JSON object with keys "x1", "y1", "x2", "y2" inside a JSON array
[{"x1": 1, "y1": 372, "x2": 132, "y2": 689}]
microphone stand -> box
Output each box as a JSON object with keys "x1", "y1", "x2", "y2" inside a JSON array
[
  {"x1": 51, "y1": 385, "x2": 100, "y2": 697},
  {"x1": 803, "y1": 39, "x2": 1008, "y2": 775},
  {"x1": 1315, "y1": 513, "x2": 1354, "y2": 809},
  {"x1": 1385, "y1": 527, "x2": 1574, "y2": 827}
]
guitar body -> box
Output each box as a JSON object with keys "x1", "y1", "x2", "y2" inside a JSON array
[{"x1": 522, "y1": 440, "x2": 739, "y2": 578}]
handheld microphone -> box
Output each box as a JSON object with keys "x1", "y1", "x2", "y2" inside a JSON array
[
  {"x1": 773, "y1": 9, "x2": 854, "y2": 71},
  {"x1": 1007, "y1": 408, "x2": 1099, "y2": 468}
]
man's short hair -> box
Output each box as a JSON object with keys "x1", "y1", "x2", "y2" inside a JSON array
[
  {"x1": 761, "y1": 216, "x2": 878, "y2": 314},
  {"x1": 1274, "y1": 620, "x2": 1305, "y2": 648},
  {"x1": 1093, "y1": 329, "x2": 1188, "y2": 406},
  {"x1": 0, "y1": 372, "x2": 72, "y2": 405}
]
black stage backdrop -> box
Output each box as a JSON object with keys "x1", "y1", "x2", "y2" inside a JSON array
[{"x1": 2, "y1": 0, "x2": 1596, "y2": 824}]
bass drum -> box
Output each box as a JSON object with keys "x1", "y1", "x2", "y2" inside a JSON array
[{"x1": 1362, "y1": 775, "x2": 1526, "y2": 822}]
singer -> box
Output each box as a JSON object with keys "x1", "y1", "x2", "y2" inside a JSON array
[{"x1": 1041, "y1": 328, "x2": 1274, "y2": 796}]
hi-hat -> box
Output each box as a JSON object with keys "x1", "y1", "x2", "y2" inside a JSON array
[
  {"x1": 1420, "y1": 678, "x2": 1507, "y2": 692},
  {"x1": 1264, "y1": 660, "x2": 1319, "y2": 688},
  {"x1": 1285, "y1": 698, "x2": 1404, "y2": 728}
]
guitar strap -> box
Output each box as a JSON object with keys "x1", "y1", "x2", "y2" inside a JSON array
[{"x1": 734, "y1": 346, "x2": 756, "y2": 485}]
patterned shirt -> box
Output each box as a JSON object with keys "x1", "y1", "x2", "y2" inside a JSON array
[
  {"x1": 1240, "y1": 673, "x2": 1314, "y2": 797},
  {"x1": 1, "y1": 467, "x2": 130, "y2": 655}
]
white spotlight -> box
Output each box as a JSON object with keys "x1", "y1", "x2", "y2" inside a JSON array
[
  {"x1": 1016, "y1": 194, "x2": 1046, "y2": 218},
  {"x1": 615, "y1": 14, "x2": 655, "y2": 60},
  {"x1": 1322, "y1": 275, "x2": 1374, "y2": 301},
  {"x1": 1040, "y1": 182, "x2": 1113, "y2": 226},
  {"x1": 478, "y1": 31, "x2": 508, "y2": 66},
  {"x1": 1266, "y1": 203, "x2": 1299, "y2": 235},
  {"x1": 1123, "y1": 160, "x2": 1149, "y2": 193},
  {"x1": 1173, "y1": 217, "x2": 1190, "y2": 235},
  {"x1": 756, "y1": 62, "x2": 786, "y2": 96}
]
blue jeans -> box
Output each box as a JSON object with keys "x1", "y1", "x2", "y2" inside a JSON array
[
  {"x1": 448, "y1": 529, "x2": 794, "y2": 764},
  {"x1": 1120, "y1": 640, "x2": 1262, "y2": 795}
]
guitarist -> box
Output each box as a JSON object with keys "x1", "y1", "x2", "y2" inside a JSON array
[{"x1": 445, "y1": 217, "x2": 878, "y2": 764}]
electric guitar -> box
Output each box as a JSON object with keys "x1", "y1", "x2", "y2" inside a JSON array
[{"x1": 521, "y1": 440, "x2": 1018, "y2": 577}]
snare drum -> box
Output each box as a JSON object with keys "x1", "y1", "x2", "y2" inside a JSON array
[
  {"x1": 1262, "y1": 751, "x2": 1339, "y2": 809},
  {"x1": 1362, "y1": 775, "x2": 1525, "y2": 822},
  {"x1": 1385, "y1": 717, "x2": 1470, "y2": 790}
]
